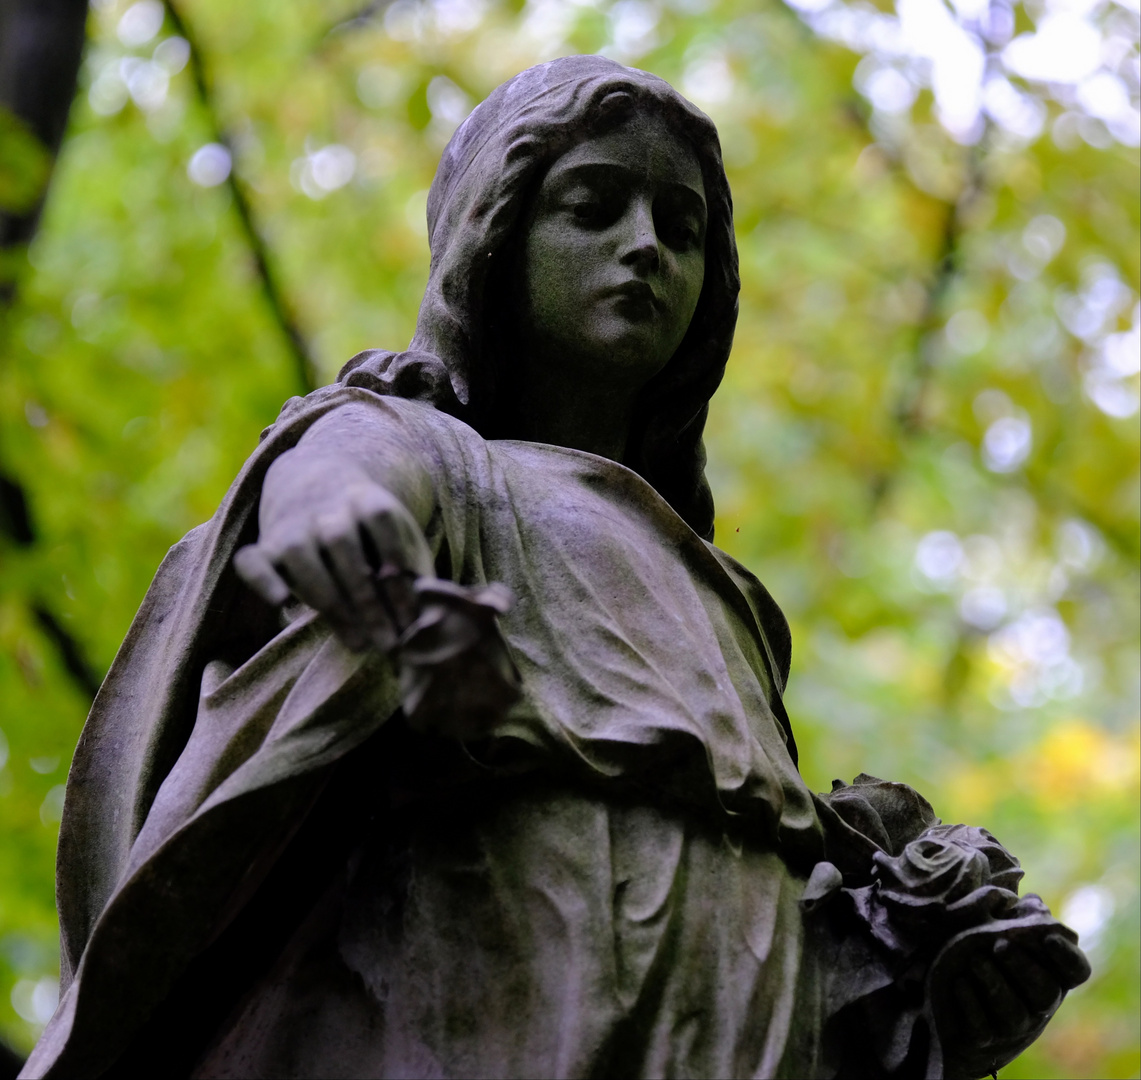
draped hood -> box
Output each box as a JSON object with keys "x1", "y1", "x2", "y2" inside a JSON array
[{"x1": 338, "y1": 54, "x2": 740, "y2": 540}]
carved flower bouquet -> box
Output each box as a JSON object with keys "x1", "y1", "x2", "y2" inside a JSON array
[{"x1": 806, "y1": 776, "x2": 1089, "y2": 1079}]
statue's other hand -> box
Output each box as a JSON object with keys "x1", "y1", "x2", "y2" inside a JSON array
[
  {"x1": 933, "y1": 916, "x2": 1091, "y2": 1079},
  {"x1": 235, "y1": 482, "x2": 435, "y2": 653}
]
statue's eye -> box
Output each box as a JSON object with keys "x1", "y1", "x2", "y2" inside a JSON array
[
  {"x1": 655, "y1": 191, "x2": 706, "y2": 251},
  {"x1": 659, "y1": 217, "x2": 701, "y2": 250},
  {"x1": 562, "y1": 181, "x2": 624, "y2": 227}
]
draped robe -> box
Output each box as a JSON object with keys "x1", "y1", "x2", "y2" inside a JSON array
[{"x1": 23, "y1": 389, "x2": 834, "y2": 1078}]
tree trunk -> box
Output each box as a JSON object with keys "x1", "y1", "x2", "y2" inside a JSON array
[{"x1": 0, "y1": 0, "x2": 89, "y2": 247}]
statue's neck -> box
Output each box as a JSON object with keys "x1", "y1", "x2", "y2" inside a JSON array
[{"x1": 511, "y1": 360, "x2": 635, "y2": 462}]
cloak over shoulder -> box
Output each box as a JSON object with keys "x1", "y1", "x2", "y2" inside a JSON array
[{"x1": 25, "y1": 386, "x2": 405, "y2": 1078}]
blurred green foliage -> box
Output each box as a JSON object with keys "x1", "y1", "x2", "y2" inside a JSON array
[
  {"x1": 0, "y1": 109, "x2": 50, "y2": 217},
  {"x1": 0, "y1": 0, "x2": 1137, "y2": 1074}
]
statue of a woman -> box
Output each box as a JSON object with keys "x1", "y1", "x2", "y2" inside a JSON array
[{"x1": 22, "y1": 56, "x2": 1088, "y2": 1080}]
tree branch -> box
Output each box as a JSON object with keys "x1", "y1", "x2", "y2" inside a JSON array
[
  {"x1": 0, "y1": 1033, "x2": 25, "y2": 1080},
  {"x1": 1, "y1": 0, "x2": 107, "y2": 706},
  {"x1": 31, "y1": 604, "x2": 102, "y2": 701},
  {"x1": 163, "y1": 0, "x2": 316, "y2": 395},
  {"x1": 857, "y1": 128, "x2": 991, "y2": 510},
  {"x1": 892, "y1": 142, "x2": 988, "y2": 436},
  {"x1": 0, "y1": 0, "x2": 88, "y2": 253},
  {"x1": 318, "y1": 0, "x2": 400, "y2": 43}
]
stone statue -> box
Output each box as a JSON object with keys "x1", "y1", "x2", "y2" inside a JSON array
[{"x1": 22, "y1": 56, "x2": 1089, "y2": 1080}]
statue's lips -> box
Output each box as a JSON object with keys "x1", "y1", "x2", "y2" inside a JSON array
[{"x1": 603, "y1": 281, "x2": 662, "y2": 317}]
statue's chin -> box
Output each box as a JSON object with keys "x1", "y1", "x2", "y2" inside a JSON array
[{"x1": 559, "y1": 325, "x2": 677, "y2": 389}]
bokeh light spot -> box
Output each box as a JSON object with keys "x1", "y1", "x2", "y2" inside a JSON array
[{"x1": 187, "y1": 143, "x2": 232, "y2": 187}]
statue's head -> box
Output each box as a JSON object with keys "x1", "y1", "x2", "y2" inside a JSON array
[
  {"x1": 510, "y1": 97, "x2": 708, "y2": 419},
  {"x1": 339, "y1": 56, "x2": 739, "y2": 540}
]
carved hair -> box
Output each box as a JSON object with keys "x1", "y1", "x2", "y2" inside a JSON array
[{"x1": 338, "y1": 55, "x2": 740, "y2": 541}]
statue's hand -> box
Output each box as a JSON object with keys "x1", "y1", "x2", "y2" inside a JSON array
[
  {"x1": 234, "y1": 481, "x2": 435, "y2": 653},
  {"x1": 931, "y1": 907, "x2": 1091, "y2": 1079}
]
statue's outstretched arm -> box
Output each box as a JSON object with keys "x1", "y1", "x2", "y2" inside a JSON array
[
  {"x1": 233, "y1": 401, "x2": 519, "y2": 736},
  {"x1": 235, "y1": 402, "x2": 438, "y2": 652}
]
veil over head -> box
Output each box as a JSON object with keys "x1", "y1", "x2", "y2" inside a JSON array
[{"x1": 338, "y1": 54, "x2": 740, "y2": 540}]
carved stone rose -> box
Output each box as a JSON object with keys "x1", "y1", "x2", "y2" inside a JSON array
[{"x1": 874, "y1": 823, "x2": 1025, "y2": 932}]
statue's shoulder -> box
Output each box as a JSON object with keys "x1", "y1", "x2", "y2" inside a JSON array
[
  {"x1": 265, "y1": 380, "x2": 483, "y2": 455},
  {"x1": 704, "y1": 543, "x2": 792, "y2": 690}
]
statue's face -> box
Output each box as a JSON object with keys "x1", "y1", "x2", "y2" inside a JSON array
[{"x1": 516, "y1": 109, "x2": 707, "y2": 392}]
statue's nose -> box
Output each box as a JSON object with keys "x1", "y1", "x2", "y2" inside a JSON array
[{"x1": 619, "y1": 199, "x2": 661, "y2": 274}]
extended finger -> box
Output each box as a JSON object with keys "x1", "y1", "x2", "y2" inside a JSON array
[
  {"x1": 355, "y1": 491, "x2": 434, "y2": 577},
  {"x1": 315, "y1": 511, "x2": 393, "y2": 647},
  {"x1": 353, "y1": 495, "x2": 432, "y2": 637},
  {"x1": 950, "y1": 973, "x2": 994, "y2": 1046},
  {"x1": 1044, "y1": 931, "x2": 1093, "y2": 988},
  {"x1": 969, "y1": 956, "x2": 1030, "y2": 1037},
  {"x1": 376, "y1": 565, "x2": 420, "y2": 642},
  {"x1": 994, "y1": 941, "x2": 1064, "y2": 1014},
  {"x1": 273, "y1": 533, "x2": 359, "y2": 642},
  {"x1": 234, "y1": 544, "x2": 292, "y2": 606}
]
